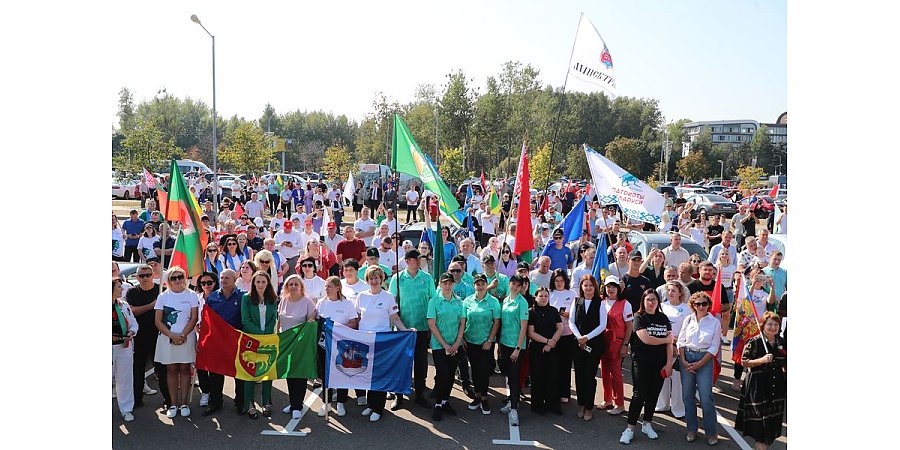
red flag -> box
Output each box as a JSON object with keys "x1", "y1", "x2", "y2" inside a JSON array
[
  {"x1": 513, "y1": 143, "x2": 534, "y2": 258},
  {"x1": 710, "y1": 266, "x2": 723, "y2": 316},
  {"x1": 768, "y1": 184, "x2": 779, "y2": 198},
  {"x1": 480, "y1": 171, "x2": 487, "y2": 192},
  {"x1": 157, "y1": 188, "x2": 168, "y2": 213},
  {"x1": 539, "y1": 195, "x2": 548, "y2": 216},
  {"x1": 233, "y1": 201, "x2": 245, "y2": 218}
]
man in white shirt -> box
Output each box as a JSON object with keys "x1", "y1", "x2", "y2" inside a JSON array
[
  {"x1": 405, "y1": 186, "x2": 419, "y2": 223},
  {"x1": 708, "y1": 230, "x2": 738, "y2": 264},
  {"x1": 738, "y1": 237, "x2": 766, "y2": 269},
  {"x1": 274, "y1": 220, "x2": 303, "y2": 276},
  {"x1": 379, "y1": 208, "x2": 398, "y2": 235},
  {"x1": 323, "y1": 221, "x2": 345, "y2": 255},
  {"x1": 459, "y1": 238, "x2": 483, "y2": 275},
  {"x1": 354, "y1": 207, "x2": 377, "y2": 247},
  {"x1": 607, "y1": 246, "x2": 630, "y2": 279},
  {"x1": 377, "y1": 236, "x2": 398, "y2": 272},
  {"x1": 662, "y1": 232, "x2": 690, "y2": 268},
  {"x1": 216, "y1": 204, "x2": 232, "y2": 228},
  {"x1": 298, "y1": 219, "x2": 320, "y2": 256},
  {"x1": 595, "y1": 207, "x2": 619, "y2": 236},
  {"x1": 529, "y1": 256, "x2": 552, "y2": 289},
  {"x1": 757, "y1": 229, "x2": 777, "y2": 260},
  {"x1": 244, "y1": 193, "x2": 265, "y2": 219}
]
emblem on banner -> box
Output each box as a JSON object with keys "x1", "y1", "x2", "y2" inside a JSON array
[{"x1": 335, "y1": 340, "x2": 369, "y2": 376}]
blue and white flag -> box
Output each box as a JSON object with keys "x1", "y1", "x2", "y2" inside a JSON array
[
  {"x1": 323, "y1": 320, "x2": 415, "y2": 394},
  {"x1": 584, "y1": 144, "x2": 664, "y2": 225},
  {"x1": 591, "y1": 232, "x2": 609, "y2": 282},
  {"x1": 553, "y1": 195, "x2": 587, "y2": 244}
]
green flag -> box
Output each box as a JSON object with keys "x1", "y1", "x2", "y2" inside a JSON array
[
  {"x1": 392, "y1": 114, "x2": 462, "y2": 224},
  {"x1": 488, "y1": 184, "x2": 501, "y2": 214}
]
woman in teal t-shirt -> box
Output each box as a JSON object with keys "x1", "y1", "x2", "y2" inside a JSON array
[{"x1": 497, "y1": 274, "x2": 530, "y2": 426}]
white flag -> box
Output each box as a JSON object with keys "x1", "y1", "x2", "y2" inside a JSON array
[
  {"x1": 343, "y1": 170, "x2": 355, "y2": 203},
  {"x1": 568, "y1": 13, "x2": 617, "y2": 98},
  {"x1": 584, "y1": 144, "x2": 664, "y2": 225},
  {"x1": 321, "y1": 200, "x2": 332, "y2": 236}
]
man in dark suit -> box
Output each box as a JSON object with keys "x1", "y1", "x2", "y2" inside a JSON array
[{"x1": 366, "y1": 180, "x2": 383, "y2": 211}]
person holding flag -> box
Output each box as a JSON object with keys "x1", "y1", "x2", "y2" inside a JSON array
[
  {"x1": 730, "y1": 268, "x2": 778, "y2": 392},
  {"x1": 734, "y1": 311, "x2": 786, "y2": 450},
  {"x1": 677, "y1": 292, "x2": 722, "y2": 445}
]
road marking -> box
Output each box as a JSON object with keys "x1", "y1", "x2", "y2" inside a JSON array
[
  {"x1": 491, "y1": 412, "x2": 541, "y2": 447},
  {"x1": 260, "y1": 387, "x2": 322, "y2": 437},
  {"x1": 717, "y1": 412, "x2": 752, "y2": 450}
]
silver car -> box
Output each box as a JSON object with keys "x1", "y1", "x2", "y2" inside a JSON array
[{"x1": 686, "y1": 193, "x2": 738, "y2": 218}]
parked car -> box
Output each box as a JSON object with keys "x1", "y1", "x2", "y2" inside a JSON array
[
  {"x1": 656, "y1": 185, "x2": 677, "y2": 198},
  {"x1": 454, "y1": 182, "x2": 485, "y2": 206},
  {"x1": 117, "y1": 263, "x2": 143, "y2": 285},
  {"x1": 674, "y1": 186, "x2": 708, "y2": 197},
  {"x1": 112, "y1": 179, "x2": 140, "y2": 200},
  {"x1": 625, "y1": 231, "x2": 709, "y2": 261},
  {"x1": 686, "y1": 193, "x2": 738, "y2": 218},
  {"x1": 738, "y1": 196, "x2": 776, "y2": 219}
]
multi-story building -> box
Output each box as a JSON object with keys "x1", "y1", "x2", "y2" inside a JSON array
[{"x1": 682, "y1": 112, "x2": 786, "y2": 149}]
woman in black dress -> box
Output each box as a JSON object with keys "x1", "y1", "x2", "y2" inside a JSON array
[
  {"x1": 526, "y1": 287, "x2": 563, "y2": 415},
  {"x1": 734, "y1": 312, "x2": 786, "y2": 450}
]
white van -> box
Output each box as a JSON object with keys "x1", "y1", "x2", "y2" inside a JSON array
[{"x1": 175, "y1": 159, "x2": 212, "y2": 175}]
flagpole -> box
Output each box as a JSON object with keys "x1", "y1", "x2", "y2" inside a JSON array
[{"x1": 542, "y1": 12, "x2": 583, "y2": 208}]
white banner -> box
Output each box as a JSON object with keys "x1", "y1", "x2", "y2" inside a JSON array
[
  {"x1": 342, "y1": 170, "x2": 355, "y2": 203},
  {"x1": 584, "y1": 144, "x2": 664, "y2": 225},
  {"x1": 568, "y1": 13, "x2": 617, "y2": 98}
]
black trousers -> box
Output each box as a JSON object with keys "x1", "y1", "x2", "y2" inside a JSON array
[
  {"x1": 197, "y1": 369, "x2": 211, "y2": 394},
  {"x1": 268, "y1": 194, "x2": 279, "y2": 214},
  {"x1": 124, "y1": 245, "x2": 140, "y2": 263},
  {"x1": 316, "y1": 343, "x2": 349, "y2": 403},
  {"x1": 498, "y1": 345, "x2": 523, "y2": 409},
  {"x1": 556, "y1": 334, "x2": 576, "y2": 400},
  {"x1": 287, "y1": 378, "x2": 309, "y2": 412},
  {"x1": 432, "y1": 349, "x2": 457, "y2": 404},
  {"x1": 572, "y1": 345, "x2": 602, "y2": 409},
  {"x1": 455, "y1": 342, "x2": 471, "y2": 387},
  {"x1": 627, "y1": 355, "x2": 666, "y2": 425},
  {"x1": 530, "y1": 344, "x2": 560, "y2": 413},
  {"x1": 201, "y1": 371, "x2": 244, "y2": 408},
  {"x1": 366, "y1": 390, "x2": 387, "y2": 414},
  {"x1": 410, "y1": 330, "x2": 430, "y2": 397},
  {"x1": 406, "y1": 204, "x2": 417, "y2": 222},
  {"x1": 132, "y1": 332, "x2": 169, "y2": 406},
  {"x1": 466, "y1": 342, "x2": 493, "y2": 396}
]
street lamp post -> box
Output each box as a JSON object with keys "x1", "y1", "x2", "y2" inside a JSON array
[
  {"x1": 717, "y1": 160, "x2": 724, "y2": 181},
  {"x1": 775, "y1": 154, "x2": 783, "y2": 176},
  {"x1": 191, "y1": 14, "x2": 218, "y2": 214}
]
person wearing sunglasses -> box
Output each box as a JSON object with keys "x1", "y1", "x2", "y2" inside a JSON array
[
  {"x1": 298, "y1": 256, "x2": 326, "y2": 300},
  {"x1": 497, "y1": 242, "x2": 518, "y2": 278},
  {"x1": 676, "y1": 292, "x2": 722, "y2": 445},
  {"x1": 153, "y1": 266, "x2": 200, "y2": 419},
  {"x1": 126, "y1": 264, "x2": 168, "y2": 409},
  {"x1": 222, "y1": 237, "x2": 246, "y2": 272},
  {"x1": 201, "y1": 269, "x2": 246, "y2": 416},
  {"x1": 204, "y1": 243, "x2": 224, "y2": 275},
  {"x1": 254, "y1": 250, "x2": 279, "y2": 292},
  {"x1": 193, "y1": 272, "x2": 219, "y2": 409}
]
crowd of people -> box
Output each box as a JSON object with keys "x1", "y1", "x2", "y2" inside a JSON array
[{"x1": 113, "y1": 176, "x2": 786, "y2": 448}]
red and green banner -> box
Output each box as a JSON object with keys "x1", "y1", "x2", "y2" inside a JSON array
[
  {"x1": 163, "y1": 160, "x2": 208, "y2": 276},
  {"x1": 196, "y1": 307, "x2": 319, "y2": 381},
  {"x1": 512, "y1": 143, "x2": 534, "y2": 263}
]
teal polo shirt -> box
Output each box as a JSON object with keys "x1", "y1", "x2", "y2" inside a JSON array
[
  {"x1": 426, "y1": 292, "x2": 465, "y2": 350},
  {"x1": 499, "y1": 294, "x2": 529, "y2": 349},
  {"x1": 484, "y1": 272, "x2": 509, "y2": 301},
  {"x1": 388, "y1": 269, "x2": 435, "y2": 331},
  {"x1": 462, "y1": 293, "x2": 501, "y2": 345},
  {"x1": 359, "y1": 263, "x2": 392, "y2": 281}
]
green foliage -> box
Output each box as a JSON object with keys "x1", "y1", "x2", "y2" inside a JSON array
[
  {"x1": 530, "y1": 143, "x2": 557, "y2": 189},
  {"x1": 675, "y1": 150, "x2": 710, "y2": 182},
  {"x1": 751, "y1": 125, "x2": 774, "y2": 171},
  {"x1": 604, "y1": 137, "x2": 650, "y2": 179},
  {"x1": 116, "y1": 117, "x2": 183, "y2": 175},
  {"x1": 218, "y1": 122, "x2": 275, "y2": 175},
  {"x1": 438, "y1": 146, "x2": 470, "y2": 186},
  {"x1": 322, "y1": 144, "x2": 353, "y2": 181},
  {"x1": 736, "y1": 166, "x2": 766, "y2": 190}
]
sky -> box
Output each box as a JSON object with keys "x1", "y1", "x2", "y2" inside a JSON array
[{"x1": 111, "y1": 0, "x2": 786, "y2": 127}]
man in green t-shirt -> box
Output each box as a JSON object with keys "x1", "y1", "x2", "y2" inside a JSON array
[
  {"x1": 358, "y1": 247, "x2": 391, "y2": 288},
  {"x1": 388, "y1": 250, "x2": 434, "y2": 409}
]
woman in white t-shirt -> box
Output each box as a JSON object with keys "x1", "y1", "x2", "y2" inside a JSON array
[
  {"x1": 548, "y1": 269, "x2": 577, "y2": 404},
  {"x1": 356, "y1": 266, "x2": 411, "y2": 422},
  {"x1": 153, "y1": 266, "x2": 200, "y2": 419},
  {"x1": 113, "y1": 213, "x2": 125, "y2": 261},
  {"x1": 656, "y1": 280, "x2": 691, "y2": 419},
  {"x1": 316, "y1": 276, "x2": 360, "y2": 417},
  {"x1": 340, "y1": 259, "x2": 369, "y2": 305},
  {"x1": 137, "y1": 223, "x2": 160, "y2": 263},
  {"x1": 405, "y1": 187, "x2": 419, "y2": 223},
  {"x1": 298, "y1": 256, "x2": 326, "y2": 300}
]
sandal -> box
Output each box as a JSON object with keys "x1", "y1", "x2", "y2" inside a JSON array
[{"x1": 248, "y1": 408, "x2": 259, "y2": 420}]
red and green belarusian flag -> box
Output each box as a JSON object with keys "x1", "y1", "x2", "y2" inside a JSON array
[
  {"x1": 164, "y1": 160, "x2": 208, "y2": 276},
  {"x1": 196, "y1": 308, "x2": 319, "y2": 381},
  {"x1": 513, "y1": 142, "x2": 534, "y2": 263}
]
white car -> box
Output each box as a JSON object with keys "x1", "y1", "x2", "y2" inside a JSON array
[{"x1": 112, "y1": 179, "x2": 139, "y2": 199}]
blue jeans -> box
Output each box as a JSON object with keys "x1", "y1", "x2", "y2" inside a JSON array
[{"x1": 680, "y1": 349, "x2": 718, "y2": 437}]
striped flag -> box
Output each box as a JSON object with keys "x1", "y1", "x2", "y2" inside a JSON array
[{"x1": 164, "y1": 160, "x2": 208, "y2": 276}]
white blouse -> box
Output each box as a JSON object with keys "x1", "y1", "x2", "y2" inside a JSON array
[{"x1": 676, "y1": 313, "x2": 722, "y2": 356}]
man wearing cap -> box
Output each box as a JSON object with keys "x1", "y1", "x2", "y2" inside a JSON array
[
  {"x1": 481, "y1": 254, "x2": 509, "y2": 302},
  {"x1": 336, "y1": 225, "x2": 366, "y2": 265},
  {"x1": 459, "y1": 238, "x2": 483, "y2": 275},
  {"x1": 359, "y1": 247, "x2": 393, "y2": 283},
  {"x1": 538, "y1": 223, "x2": 552, "y2": 251},
  {"x1": 445, "y1": 261, "x2": 476, "y2": 398},
  {"x1": 662, "y1": 232, "x2": 691, "y2": 268},
  {"x1": 323, "y1": 221, "x2": 345, "y2": 255},
  {"x1": 621, "y1": 252, "x2": 653, "y2": 312},
  {"x1": 529, "y1": 256, "x2": 553, "y2": 290},
  {"x1": 387, "y1": 250, "x2": 435, "y2": 409},
  {"x1": 122, "y1": 210, "x2": 145, "y2": 263},
  {"x1": 244, "y1": 192, "x2": 265, "y2": 219},
  {"x1": 275, "y1": 220, "x2": 303, "y2": 277},
  {"x1": 516, "y1": 261, "x2": 539, "y2": 296},
  {"x1": 542, "y1": 229, "x2": 574, "y2": 272}
]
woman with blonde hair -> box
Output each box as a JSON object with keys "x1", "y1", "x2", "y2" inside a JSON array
[
  {"x1": 316, "y1": 275, "x2": 359, "y2": 417},
  {"x1": 153, "y1": 266, "x2": 200, "y2": 419},
  {"x1": 278, "y1": 274, "x2": 318, "y2": 419},
  {"x1": 254, "y1": 250, "x2": 278, "y2": 291}
]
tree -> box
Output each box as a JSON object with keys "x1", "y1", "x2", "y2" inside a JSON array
[
  {"x1": 117, "y1": 87, "x2": 137, "y2": 135},
  {"x1": 529, "y1": 143, "x2": 557, "y2": 189},
  {"x1": 751, "y1": 125, "x2": 775, "y2": 171},
  {"x1": 675, "y1": 150, "x2": 710, "y2": 182},
  {"x1": 218, "y1": 122, "x2": 275, "y2": 175},
  {"x1": 117, "y1": 117, "x2": 183, "y2": 175},
  {"x1": 736, "y1": 166, "x2": 766, "y2": 190},
  {"x1": 438, "y1": 146, "x2": 469, "y2": 187},
  {"x1": 440, "y1": 70, "x2": 478, "y2": 169},
  {"x1": 322, "y1": 144, "x2": 353, "y2": 181},
  {"x1": 604, "y1": 137, "x2": 650, "y2": 178}
]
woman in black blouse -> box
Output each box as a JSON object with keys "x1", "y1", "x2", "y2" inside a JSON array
[
  {"x1": 734, "y1": 312, "x2": 786, "y2": 450},
  {"x1": 619, "y1": 289, "x2": 674, "y2": 444},
  {"x1": 526, "y1": 287, "x2": 563, "y2": 415}
]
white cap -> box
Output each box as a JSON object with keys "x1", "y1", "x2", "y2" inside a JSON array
[
  {"x1": 604, "y1": 275, "x2": 621, "y2": 286},
  {"x1": 253, "y1": 217, "x2": 264, "y2": 227}
]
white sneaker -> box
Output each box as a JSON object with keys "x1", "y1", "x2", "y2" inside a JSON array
[
  {"x1": 509, "y1": 409, "x2": 519, "y2": 426},
  {"x1": 143, "y1": 384, "x2": 158, "y2": 395},
  {"x1": 166, "y1": 406, "x2": 178, "y2": 418},
  {"x1": 500, "y1": 402, "x2": 512, "y2": 414},
  {"x1": 180, "y1": 405, "x2": 191, "y2": 417},
  {"x1": 199, "y1": 393, "x2": 210, "y2": 407},
  {"x1": 318, "y1": 405, "x2": 327, "y2": 417},
  {"x1": 369, "y1": 412, "x2": 381, "y2": 422},
  {"x1": 357, "y1": 397, "x2": 368, "y2": 406},
  {"x1": 619, "y1": 428, "x2": 634, "y2": 444},
  {"x1": 362, "y1": 407, "x2": 373, "y2": 416},
  {"x1": 284, "y1": 404, "x2": 293, "y2": 414},
  {"x1": 608, "y1": 406, "x2": 625, "y2": 415},
  {"x1": 641, "y1": 422, "x2": 658, "y2": 440},
  {"x1": 123, "y1": 412, "x2": 134, "y2": 422},
  {"x1": 292, "y1": 409, "x2": 302, "y2": 419},
  {"x1": 335, "y1": 403, "x2": 346, "y2": 416}
]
